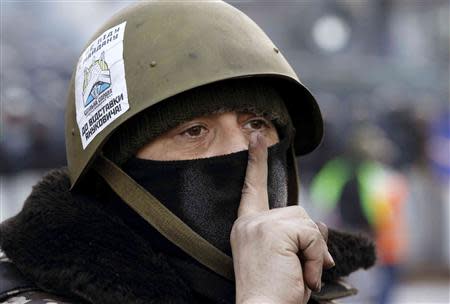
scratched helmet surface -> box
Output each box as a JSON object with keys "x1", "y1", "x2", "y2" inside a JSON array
[{"x1": 65, "y1": 0, "x2": 323, "y2": 188}]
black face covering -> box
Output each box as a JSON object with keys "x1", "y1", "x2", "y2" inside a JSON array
[{"x1": 122, "y1": 136, "x2": 291, "y2": 256}]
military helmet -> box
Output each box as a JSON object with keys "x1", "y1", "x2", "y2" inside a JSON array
[
  {"x1": 64, "y1": 0, "x2": 323, "y2": 280},
  {"x1": 65, "y1": 0, "x2": 323, "y2": 189}
]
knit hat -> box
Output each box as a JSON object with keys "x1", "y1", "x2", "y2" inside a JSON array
[{"x1": 103, "y1": 78, "x2": 294, "y2": 165}]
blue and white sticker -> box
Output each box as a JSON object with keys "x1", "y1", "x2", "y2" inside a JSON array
[{"x1": 75, "y1": 21, "x2": 129, "y2": 149}]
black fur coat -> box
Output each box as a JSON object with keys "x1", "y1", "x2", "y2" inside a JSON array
[{"x1": 0, "y1": 168, "x2": 375, "y2": 303}]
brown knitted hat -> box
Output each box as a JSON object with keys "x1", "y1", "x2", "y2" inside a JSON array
[{"x1": 103, "y1": 78, "x2": 294, "y2": 165}]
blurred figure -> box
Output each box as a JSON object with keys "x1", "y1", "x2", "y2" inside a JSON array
[
  {"x1": 428, "y1": 109, "x2": 450, "y2": 270},
  {"x1": 310, "y1": 124, "x2": 409, "y2": 304}
]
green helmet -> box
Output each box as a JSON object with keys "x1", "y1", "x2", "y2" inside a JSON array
[
  {"x1": 64, "y1": 0, "x2": 323, "y2": 280},
  {"x1": 65, "y1": 0, "x2": 323, "y2": 189}
]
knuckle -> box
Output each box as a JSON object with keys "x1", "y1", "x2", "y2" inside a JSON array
[
  {"x1": 231, "y1": 218, "x2": 245, "y2": 234},
  {"x1": 315, "y1": 237, "x2": 329, "y2": 255},
  {"x1": 316, "y1": 220, "x2": 329, "y2": 234},
  {"x1": 303, "y1": 228, "x2": 323, "y2": 247},
  {"x1": 230, "y1": 220, "x2": 245, "y2": 244},
  {"x1": 241, "y1": 181, "x2": 257, "y2": 196},
  {"x1": 290, "y1": 205, "x2": 307, "y2": 217},
  {"x1": 232, "y1": 216, "x2": 273, "y2": 238},
  {"x1": 311, "y1": 227, "x2": 323, "y2": 240},
  {"x1": 296, "y1": 205, "x2": 306, "y2": 213},
  {"x1": 319, "y1": 221, "x2": 329, "y2": 231},
  {"x1": 305, "y1": 218, "x2": 317, "y2": 228},
  {"x1": 229, "y1": 227, "x2": 238, "y2": 245},
  {"x1": 254, "y1": 220, "x2": 272, "y2": 236}
]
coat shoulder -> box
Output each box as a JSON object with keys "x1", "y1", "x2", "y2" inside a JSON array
[
  {"x1": 0, "y1": 250, "x2": 78, "y2": 303},
  {"x1": 0, "y1": 168, "x2": 192, "y2": 304}
]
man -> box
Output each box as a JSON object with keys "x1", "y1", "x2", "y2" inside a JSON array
[{"x1": 0, "y1": 1, "x2": 375, "y2": 303}]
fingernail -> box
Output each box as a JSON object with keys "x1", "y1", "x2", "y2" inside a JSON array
[{"x1": 327, "y1": 252, "x2": 335, "y2": 267}]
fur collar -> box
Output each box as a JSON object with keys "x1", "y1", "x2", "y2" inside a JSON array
[{"x1": 0, "y1": 168, "x2": 375, "y2": 303}]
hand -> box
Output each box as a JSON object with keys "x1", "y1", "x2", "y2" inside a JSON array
[{"x1": 231, "y1": 133, "x2": 335, "y2": 304}]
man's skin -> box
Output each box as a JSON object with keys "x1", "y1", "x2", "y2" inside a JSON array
[
  {"x1": 137, "y1": 111, "x2": 335, "y2": 303},
  {"x1": 136, "y1": 111, "x2": 280, "y2": 160}
]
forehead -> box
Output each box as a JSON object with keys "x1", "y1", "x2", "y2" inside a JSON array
[
  {"x1": 169, "y1": 111, "x2": 280, "y2": 131},
  {"x1": 192, "y1": 109, "x2": 269, "y2": 119}
]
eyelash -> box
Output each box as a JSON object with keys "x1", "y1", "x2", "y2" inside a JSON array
[
  {"x1": 244, "y1": 118, "x2": 271, "y2": 130},
  {"x1": 180, "y1": 125, "x2": 207, "y2": 138},
  {"x1": 180, "y1": 118, "x2": 272, "y2": 138}
]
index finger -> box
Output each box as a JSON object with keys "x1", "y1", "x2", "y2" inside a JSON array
[
  {"x1": 237, "y1": 132, "x2": 269, "y2": 217},
  {"x1": 315, "y1": 221, "x2": 328, "y2": 243}
]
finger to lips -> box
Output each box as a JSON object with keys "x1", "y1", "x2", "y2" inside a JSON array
[{"x1": 238, "y1": 132, "x2": 269, "y2": 217}]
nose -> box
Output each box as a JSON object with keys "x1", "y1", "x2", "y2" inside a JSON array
[
  {"x1": 210, "y1": 113, "x2": 250, "y2": 156},
  {"x1": 219, "y1": 130, "x2": 249, "y2": 155}
]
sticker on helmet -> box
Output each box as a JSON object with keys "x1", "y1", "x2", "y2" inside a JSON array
[{"x1": 75, "y1": 21, "x2": 129, "y2": 149}]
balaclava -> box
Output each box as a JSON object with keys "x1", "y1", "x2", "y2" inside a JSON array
[{"x1": 122, "y1": 134, "x2": 291, "y2": 255}]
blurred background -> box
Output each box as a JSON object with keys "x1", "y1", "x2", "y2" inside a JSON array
[{"x1": 1, "y1": 1, "x2": 449, "y2": 303}]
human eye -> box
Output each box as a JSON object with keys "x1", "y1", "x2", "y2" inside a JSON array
[
  {"x1": 243, "y1": 117, "x2": 272, "y2": 131},
  {"x1": 180, "y1": 124, "x2": 208, "y2": 138}
]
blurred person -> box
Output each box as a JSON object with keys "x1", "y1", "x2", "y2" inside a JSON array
[
  {"x1": 0, "y1": 1, "x2": 375, "y2": 303},
  {"x1": 380, "y1": 108, "x2": 429, "y2": 171},
  {"x1": 382, "y1": 107, "x2": 448, "y2": 271},
  {"x1": 429, "y1": 110, "x2": 450, "y2": 182},
  {"x1": 310, "y1": 124, "x2": 409, "y2": 304},
  {"x1": 425, "y1": 109, "x2": 450, "y2": 271}
]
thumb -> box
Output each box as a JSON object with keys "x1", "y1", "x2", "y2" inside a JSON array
[{"x1": 238, "y1": 132, "x2": 269, "y2": 217}]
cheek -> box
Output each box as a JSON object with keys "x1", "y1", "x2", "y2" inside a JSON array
[
  {"x1": 171, "y1": 133, "x2": 216, "y2": 158},
  {"x1": 136, "y1": 127, "x2": 279, "y2": 160},
  {"x1": 136, "y1": 136, "x2": 181, "y2": 160},
  {"x1": 137, "y1": 137, "x2": 213, "y2": 161},
  {"x1": 136, "y1": 140, "x2": 166, "y2": 160}
]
